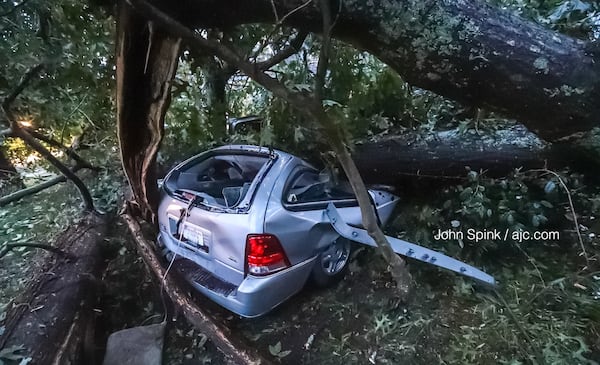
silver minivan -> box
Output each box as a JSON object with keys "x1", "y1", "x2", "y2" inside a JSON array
[{"x1": 157, "y1": 145, "x2": 399, "y2": 317}]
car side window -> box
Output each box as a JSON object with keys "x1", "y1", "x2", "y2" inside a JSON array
[{"x1": 285, "y1": 169, "x2": 354, "y2": 204}]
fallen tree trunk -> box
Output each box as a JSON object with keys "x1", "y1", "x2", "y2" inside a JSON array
[
  {"x1": 352, "y1": 126, "x2": 600, "y2": 184},
  {"x1": 0, "y1": 165, "x2": 87, "y2": 207},
  {"x1": 122, "y1": 209, "x2": 270, "y2": 365},
  {"x1": 0, "y1": 213, "x2": 108, "y2": 365},
  {"x1": 154, "y1": 0, "x2": 600, "y2": 141}
]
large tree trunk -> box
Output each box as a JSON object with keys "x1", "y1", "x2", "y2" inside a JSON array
[
  {"x1": 353, "y1": 127, "x2": 600, "y2": 184},
  {"x1": 0, "y1": 165, "x2": 88, "y2": 207},
  {"x1": 154, "y1": 0, "x2": 600, "y2": 141},
  {"x1": 189, "y1": 51, "x2": 234, "y2": 141},
  {"x1": 116, "y1": 1, "x2": 181, "y2": 223},
  {"x1": 0, "y1": 213, "x2": 108, "y2": 365}
]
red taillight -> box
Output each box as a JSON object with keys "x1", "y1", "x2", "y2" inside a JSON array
[{"x1": 245, "y1": 234, "x2": 290, "y2": 276}]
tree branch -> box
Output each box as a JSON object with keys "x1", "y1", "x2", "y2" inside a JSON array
[
  {"x1": 1, "y1": 63, "x2": 44, "y2": 112},
  {"x1": 127, "y1": 0, "x2": 316, "y2": 112},
  {"x1": 23, "y1": 127, "x2": 99, "y2": 171},
  {"x1": 0, "y1": 164, "x2": 88, "y2": 207},
  {"x1": 248, "y1": 0, "x2": 313, "y2": 63},
  {"x1": 9, "y1": 125, "x2": 96, "y2": 211},
  {"x1": 1, "y1": 63, "x2": 96, "y2": 212},
  {"x1": 314, "y1": 0, "x2": 331, "y2": 100},
  {"x1": 256, "y1": 30, "x2": 308, "y2": 70}
]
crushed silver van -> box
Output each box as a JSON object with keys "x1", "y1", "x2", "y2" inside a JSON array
[
  {"x1": 157, "y1": 145, "x2": 496, "y2": 317},
  {"x1": 157, "y1": 145, "x2": 399, "y2": 317}
]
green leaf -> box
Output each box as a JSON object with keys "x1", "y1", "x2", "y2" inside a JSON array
[
  {"x1": 269, "y1": 341, "x2": 282, "y2": 356},
  {"x1": 544, "y1": 181, "x2": 557, "y2": 194},
  {"x1": 293, "y1": 126, "x2": 304, "y2": 143},
  {"x1": 322, "y1": 99, "x2": 342, "y2": 107}
]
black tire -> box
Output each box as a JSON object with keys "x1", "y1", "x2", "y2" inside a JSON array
[{"x1": 309, "y1": 238, "x2": 352, "y2": 287}]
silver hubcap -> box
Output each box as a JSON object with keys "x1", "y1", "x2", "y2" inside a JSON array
[{"x1": 320, "y1": 239, "x2": 351, "y2": 275}]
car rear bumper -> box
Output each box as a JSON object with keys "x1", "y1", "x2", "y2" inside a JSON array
[{"x1": 158, "y1": 233, "x2": 316, "y2": 318}]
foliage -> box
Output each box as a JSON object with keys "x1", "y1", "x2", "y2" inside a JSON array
[
  {"x1": 0, "y1": 0, "x2": 115, "y2": 170},
  {"x1": 490, "y1": 0, "x2": 600, "y2": 39}
]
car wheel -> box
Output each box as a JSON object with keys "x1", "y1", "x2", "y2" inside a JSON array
[{"x1": 310, "y1": 238, "x2": 352, "y2": 287}]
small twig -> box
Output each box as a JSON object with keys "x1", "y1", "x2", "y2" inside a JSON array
[
  {"x1": 278, "y1": 0, "x2": 314, "y2": 25},
  {"x1": 524, "y1": 276, "x2": 565, "y2": 310},
  {"x1": 514, "y1": 243, "x2": 545, "y2": 287},
  {"x1": 270, "y1": 0, "x2": 279, "y2": 22},
  {"x1": 248, "y1": 0, "x2": 313, "y2": 62},
  {"x1": 494, "y1": 292, "x2": 530, "y2": 341},
  {"x1": 493, "y1": 289, "x2": 545, "y2": 365},
  {"x1": 528, "y1": 168, "x2": 589, "y2": 265}
]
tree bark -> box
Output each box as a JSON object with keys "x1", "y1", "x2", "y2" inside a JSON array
[
  {"x1": 191, "y1": 52, "x2": 233, "y2": 141},
  {"x1": 116, "y1": 1, "x2": 181, "y2": 223},
  {"x1": 154, "y1": 0, "x2": 600, "y2": 141},
  {"x1": 352, "y1": 126, "x2": 600, "y2": 184},
  {"x1": 0, "y1": 213, "x2": 108, "y2": 365}
]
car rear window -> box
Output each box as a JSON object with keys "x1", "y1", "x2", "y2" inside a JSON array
[{"x1": 165, "y1": 153, "x2": 270, "y2": 208}]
